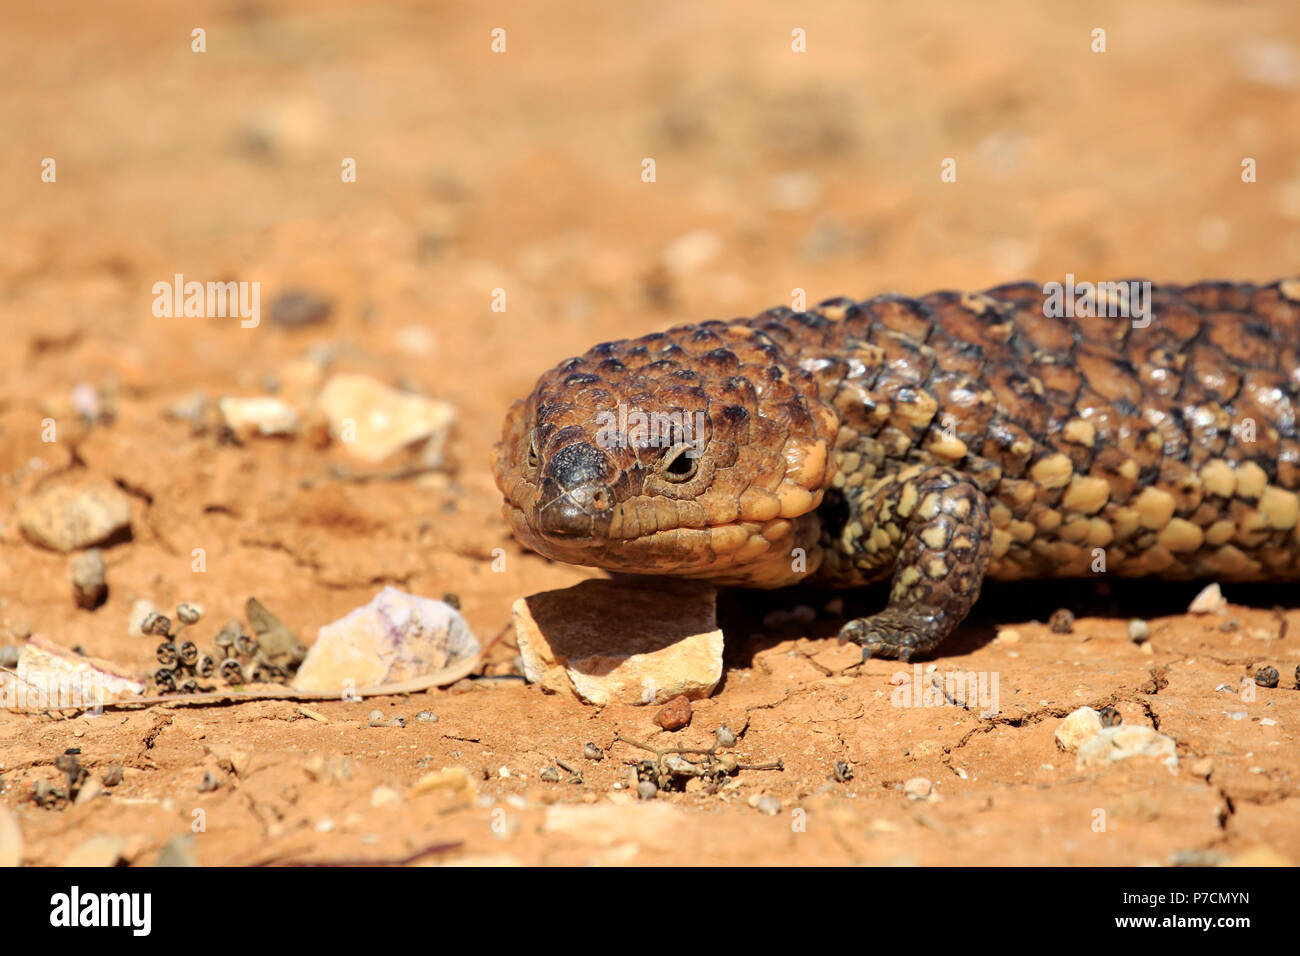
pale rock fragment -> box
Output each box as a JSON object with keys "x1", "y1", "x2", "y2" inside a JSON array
[
  {"x1": 512, "y1": 579, "x2": 722, "y2": 706},
  {"x1": 293, "y1": 587, "x2": 479, "y2": 692}
]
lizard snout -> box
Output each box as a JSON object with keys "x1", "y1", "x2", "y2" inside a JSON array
[{"x1": 534, "y1": 441, "x2": 615, "y2": 539}]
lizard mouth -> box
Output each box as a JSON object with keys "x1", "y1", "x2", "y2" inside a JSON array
[{"x1": 506, "y1": 504, "x2": 604, "y2": 549}]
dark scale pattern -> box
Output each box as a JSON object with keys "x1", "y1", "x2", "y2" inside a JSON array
[{"x1": 497, "y1": 278, "x2": 1300, "y2": 659}]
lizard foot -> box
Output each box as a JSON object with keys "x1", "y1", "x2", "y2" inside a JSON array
[
  {"x1": 838, "y1": 607, "x2": 948, "y2": 662},
  {"x1": 838, "y1": 467, "x2": 993, "y2": 661}
]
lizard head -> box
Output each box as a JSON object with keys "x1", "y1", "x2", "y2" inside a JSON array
[{"x1": 494, "y1": 319, "x2": 839, "y2": 584}]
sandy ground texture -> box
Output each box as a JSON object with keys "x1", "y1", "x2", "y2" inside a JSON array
[{"x1": 2, "y1": 0, "x2": 1299, "y2": 866}]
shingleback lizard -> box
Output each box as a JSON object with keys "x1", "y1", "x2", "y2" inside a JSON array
[{"x1": 495, "y1": 279, "x2": 1300, "y2": 660}]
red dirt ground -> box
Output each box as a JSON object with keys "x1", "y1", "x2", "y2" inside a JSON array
[{"x1": 1, "y1": 0, "x2": 1298, "y2": 865}]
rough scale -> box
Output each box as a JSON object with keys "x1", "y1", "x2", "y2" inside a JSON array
[{"x1": 495, "y1": 279, "x2": 1300, "y2": 660}]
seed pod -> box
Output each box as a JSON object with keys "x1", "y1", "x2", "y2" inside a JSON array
[
  {"x1": 196, "y1": 654, "x2": 216, "y2": 678},
  {"x1": 176, "y1": 603, "x2": 202, "y2": 625},
  {"x1": 220, "y1": 658, "x2": 244, "y2": 684},
  {"x1": 178, "y1": 641, "x2": 199, "y2": 667},
  {"x1": 252, "y1": 660, "x2": 278, "y2": 686},
  {"x1": 55, "y1": 752, "x2": 85, "y2": 790},
  {"x1": 179, "y1": 678, "x2": 199, "y2": 694},
  {"x1": 148, "y1": 614, "x2": 173, "y2": 637},
  {"x1": 234, "y1": 632, "x2": 258, "y2": 657},
  {"x1": 154, "y1": 668, "x2": 177, "y2": 692},
  {"x1": 213, "y1": 627, "x2": 235, "y2": 656},
  {"x1": 156, "y1": 642, "x2": 179, "y2": 666}
]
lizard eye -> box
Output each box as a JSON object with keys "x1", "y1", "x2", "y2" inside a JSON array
[
  {"x1": 658, "y1": 443, "x2": 698, "y2": 482},
  {"x1": 527, "y1": 432, "x2": 540, "y2": 470}
]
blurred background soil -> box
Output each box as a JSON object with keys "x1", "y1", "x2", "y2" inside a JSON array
[{"x1": 1, "y1": 0, "x2": 1298, "y2": 865}]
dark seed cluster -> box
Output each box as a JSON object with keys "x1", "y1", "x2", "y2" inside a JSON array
[{"x1": 148, "y1": 602, "x2": 293, "y2": 695}]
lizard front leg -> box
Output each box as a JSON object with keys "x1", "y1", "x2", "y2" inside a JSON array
[{"x1": 838, "y1": 467, "x2": 992, "y2": 661}]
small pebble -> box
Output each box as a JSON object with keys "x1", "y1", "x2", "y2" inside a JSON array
[
  {"x1": 654, "y1": 695, "x2": 692, "y2": 731},
  {"x1": 1188, "y1": 583, "x2": 1227, "y2": 615},
  {"x1": 715, "y1": 725, "x2": 737, "y2": 749},
  {"x1": 218, "y1": 397, "x2": 300, "y2": 439},
  {"x1": 539, "y1": 766, "x2": 562, "y2": 783},
  {"x1": 583, "y1": 743, "x2": 604, "y2": 761},
  {"x1": 68, "y1": 549, "x2": 107, "y2": 610},
  {"x1": 270, "y1": 289, "x2": 332, "y2": 327},
  {"x1": 1255, "y1": 665, "x2": 1280, "y2": 689},
  {"x1": 415, "y1": 711, "x2": 438, "y2": 723},
  {"x1": 101, "y1": 763, "x2": 124, "y2": 787},
  {"x1": 1055, "y1": 707, "x2": 1104, "y2": 751},
  {"x1": 1048, "y1": 608, "x2": 1074, "y2": 634},
  {"x1": 903, "y1": 777, "x2": 933, "y2": 800},
  {"x1": 18, "y1": 480, "x2": 132, "y2": 552},
  {"x1": 756, "y1": 794, "x2": 781, "y2": 816},
  {"x1": 1128, "y1": 619, "x2": 1150, "y2": 644}
]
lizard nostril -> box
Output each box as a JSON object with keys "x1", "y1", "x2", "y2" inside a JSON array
[{"x1": 535, "y1": 476, "x2": 615, "y2": 538}]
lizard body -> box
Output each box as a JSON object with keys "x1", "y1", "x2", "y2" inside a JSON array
[{"x1": 496, "y1": 279, "x2": 1300, "y2": 659}]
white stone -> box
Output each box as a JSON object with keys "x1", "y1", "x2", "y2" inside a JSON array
[
  {"x1": 292, "y1": 587, "x2": 480, "y2": 692},
  {"x1": 1188, "y1": 583, "x2": 1227, "y2": 615},
  {"x1": 1055, "y1": 706, "x2": 1104, "y2": 752},
  {"x1": 218, "y1": 396, "x2": 301, "y2": 438},
  {"x1": 5, "y1": 636, "x2": 145, "y2": 710},
  {"x1": 1076, "y1": 724, "x2": 1178, "y2": 771},
  {"x1": 316, "y1": 373, "x2": 455, "y2": 464}
]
